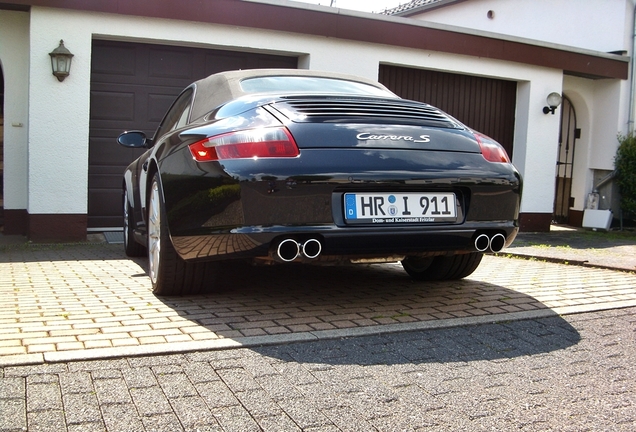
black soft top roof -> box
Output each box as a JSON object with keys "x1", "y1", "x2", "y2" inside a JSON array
[{"x1": 189, "y1": 69, "x2": 395, "y2": 120}]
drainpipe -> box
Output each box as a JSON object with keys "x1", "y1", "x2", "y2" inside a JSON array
[{"x1": 630, "y1": 1, "x2": 636, "y2": 134}]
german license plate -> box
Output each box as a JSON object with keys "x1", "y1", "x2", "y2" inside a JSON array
[{"x1": 344, "y1": 192, "x2": 457, "y2": 224}]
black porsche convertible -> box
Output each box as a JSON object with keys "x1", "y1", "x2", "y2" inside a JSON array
[{"x1": 118, "y1": 69, "x2": 521, "y2": 295}]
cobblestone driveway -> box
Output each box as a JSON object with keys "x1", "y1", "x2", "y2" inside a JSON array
[
  {"x1": 1, "y1": 307, "x2": 634, "y2": 431},
  {"x1": 1, "y1": 243, "x2": 636, "y2": 365}
]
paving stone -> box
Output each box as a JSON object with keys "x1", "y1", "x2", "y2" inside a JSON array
[
  {"x1": 93, "y1": 378, "x2": 132, "y2": 405},
  {"x1": 128, "y1": 354, "x2": 186, "y2": 367},
  {"x1": 0, "y1": 399, "x2": 26, "y2": 431},
  {"x1": 271, "y1": 362, "x2": 320, "y2": 386},
  {"x1": 210, "y1": 404, "x2": 263, "y2": 432},
  {"x1": 67, "y1": 359, "x2": 129, "y2": 373},
  {"x1": 182, "y1": 361, "x2": 220, "y2": 384},
  {"x1": 100, "y1": 403, "x2": 145, "y2": 432},
  {"x1": 254, "y1": 412, "x2": 302, "y2": 431},
  {"x1": 27, "y1": 409, "x2": 67, "y2": 432},
  {"x1": 0, "y1": 376, "x2": 25, "y2": 399},
  {"x1": 5, "y1": 364, "x2": 68, "y2": 377},
  {"x1": 26, "y1": 373, "x2": 59, "y2": 385},
  {"x1": 234, "y1": 389, "x2": 283, "y2": 418},
  {"x1": 216, "y1": 368, "x2": 261, "y2": 393},
  {"x1": 141, "y1": 413, "x2": 186, "y2": 432},
  {"x1": 59, "y1": 371, "x2": 94, "y2": 394},
  {"x1": 155, "y1": 372, "x2": 198, "y2": 399},
  {"x1": 121, "y1": 367, "x2": 158, "y2": 389},
  {"x1": 129, "y1": 386, "x2": 172, "y2": 416},
  {"x1": 26, "y1": 382, "x2": 62, "y2": 412},
  {"x1": 196, "y1": 380, "x2": 240, "y2": 409},
  {"x1": 170, "y1": 396, "x2": 219, "y2": 431},
  {"x1": 67, "y1": 421, "x2": 106, "y2": 432},
  {"x1": 254, "y1": 374, "x2": 304, "y2": 402},
  {"x1": 62, "y1": 392, "x2": 101, "y2": 425},
  {"x1": 90, "y1": 369, "x2": 124, "y2": 380},
  {"x1": 277, "y1": 398, "x2": 336, "y2": 430}
]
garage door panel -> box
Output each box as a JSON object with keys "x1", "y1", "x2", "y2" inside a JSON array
[
  {"x1": 91, "y1": 44, "x2": 136, "y2": 77},
  {"x1": 89, "y1": 136, "x2": 145, "y2": 167},
  {"x1": 89, "y1": 40, "x2": 297, "y2": 228},
  {"x1": 148, "y1": 47, "x2": 194, "y2": 79},
  {"x1": 379, "y1": 65, "x2": 516, "y2": 158},
  {"x1": 89, "y1": 166, "x2": 128, "y2": 188},
  {"x1": 91, "y1": 85, "x2": 183, "y2": 132},
  {"x1": 205, "y1": 53, "x2": 249, "y2": 75},
  {"x1": 255, "y1": 56, "x2": 298, "y2": 69},
  {"x1": 148, "y1": 92, "x2": 182, "y2": 123},
  {"x1": 90, "y1": 91, "x2": 135, "y2": 122},
  {"x1": 89, "y1": 187, "x2": 122, "y2": 227}
]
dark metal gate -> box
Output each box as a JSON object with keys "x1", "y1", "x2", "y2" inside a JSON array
[{"x1": 553, "y1": 95, "x2": 579, "y2": 224}]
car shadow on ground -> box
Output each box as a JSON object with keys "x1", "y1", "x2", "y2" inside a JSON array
[
  {"x1": 153, "y1": 260, "x2": 581, "y2": 364},
  {"x1": 0, "y1": 241, "x2": 581, "y2": 365},
  {"x1": 249, "y1": 314, "x2": 581, "y2": 366}
]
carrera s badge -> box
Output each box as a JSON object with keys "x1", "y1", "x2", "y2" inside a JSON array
[{"x1": 356, "y1": 133, "x2": 431, "y2": 143}]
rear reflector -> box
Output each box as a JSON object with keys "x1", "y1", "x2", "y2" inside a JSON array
[
  {"x1": 189, "y1": 127, "x2": 299, "y2": 162},
  {"x1": 474, "y1": 132, "x2": 511, "y2": 163}
]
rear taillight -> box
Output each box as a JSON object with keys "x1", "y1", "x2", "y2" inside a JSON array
[
  {"x1": 474, "y1": 132, "x2": 511, "y2": 163},
  {"x1": 189, "y1": 127, "x2": 299, "y2": 162}
]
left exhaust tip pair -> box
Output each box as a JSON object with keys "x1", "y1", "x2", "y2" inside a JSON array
[
  {"x1": 474, "y1": 233, "x2": 506, "y2": 253},
  {"x1": 275, "y1": 238, "x2": 322, "y2": 262}
]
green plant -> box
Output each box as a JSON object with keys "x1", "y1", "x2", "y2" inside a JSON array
[{"x1": 615, "y1": 133, "x2": 636, "y2": 219}]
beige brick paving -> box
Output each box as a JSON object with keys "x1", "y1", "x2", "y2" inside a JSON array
[{"x1": 1, "y1": 243, "x2": 635, "y2": 364}]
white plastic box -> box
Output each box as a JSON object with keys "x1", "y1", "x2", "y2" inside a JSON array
[{"x1": 582, "y1": 209, "x2": 612, "y2": 231}]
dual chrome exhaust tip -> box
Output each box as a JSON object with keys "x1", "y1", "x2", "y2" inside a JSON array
[
  {"x1": 474, "y1": 233, "x2": 506, "y2": 253},
  {"x1": 274, "y1": 233, "x2": 504, "y2": 262},
  {"x1": 276, "y1": 238, "x2": 322, "y2": 262}
]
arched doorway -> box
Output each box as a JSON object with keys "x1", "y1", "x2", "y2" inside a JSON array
[{"x1": 553, "y1": 95, "x2": 579, "y2": 224}]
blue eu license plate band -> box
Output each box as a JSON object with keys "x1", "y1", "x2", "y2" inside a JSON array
[{"x1": 344, "y1": 192, "x2": 457, "y2": 224}]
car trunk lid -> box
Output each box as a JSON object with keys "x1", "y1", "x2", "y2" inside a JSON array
[{"x1": 268, "y1": 96, "x2": 481, "y2": 153}]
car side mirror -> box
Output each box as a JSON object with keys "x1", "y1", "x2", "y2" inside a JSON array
[{"x1": 118, "y1": 131, "x2": 150, "y2": 148}]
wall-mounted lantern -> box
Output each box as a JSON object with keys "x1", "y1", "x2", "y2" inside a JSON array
[
  {"x1": 49, "y1": 40, "x2": 74, "y2": 82},
  {"x1": 543, "y1": 92, "x2": 562, "y2": 115}
]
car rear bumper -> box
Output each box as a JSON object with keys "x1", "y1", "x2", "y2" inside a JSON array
[{"x1": 171, "y1": 221, "x2": 518, "y2": 262}]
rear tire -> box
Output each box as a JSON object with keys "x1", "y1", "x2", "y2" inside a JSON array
[
  {"x1": 402, "y1": 253, "x2": 483, "y2": 281},
  {"x1": 147, "y1": 173, "x2": 218, "y2": 295},
  {"x1": 123, "y1": 188, "x2": 146, "y2": 257}
]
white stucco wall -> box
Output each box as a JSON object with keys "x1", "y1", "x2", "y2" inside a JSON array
[
  {"x1": 28, "y1": 10, "x2": 96, "y2": 215},
  {"x1": 0, "y1": 10, "x2": 30, "y2": 211},
  {"x1": 8, "y1": 5, "x2": 611, "y2": 222},
  {"x1": 410, "y1": 0, "x2": 631, "y2": 54}
]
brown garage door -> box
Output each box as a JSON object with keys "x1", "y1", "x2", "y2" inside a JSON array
[
  {"x1": 379, "y1": 65, "x2": 517, "y2": 158},
  {"x1": 89, "y1": 40, "x2": 297, "y2": 228}
]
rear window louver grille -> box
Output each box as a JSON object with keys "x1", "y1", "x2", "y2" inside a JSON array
[{"x1": 277, "y1": 97, "x2": 458, "y2": 128}]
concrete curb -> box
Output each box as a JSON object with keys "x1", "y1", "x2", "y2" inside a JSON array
[
  {"x1": 500, "y1": 252, "x2": 636, "y2": 274},
  {"x1": 5, "y1": 301, "x2": 636, "y2": 368}
]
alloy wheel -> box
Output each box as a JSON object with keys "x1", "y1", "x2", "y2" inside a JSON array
[
  {"x1": 148, "y1": 179, "x2": 161, "y2": 285},
  {"x1": 123, "y1": 189, "x2": 130, "y2": 248}
]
